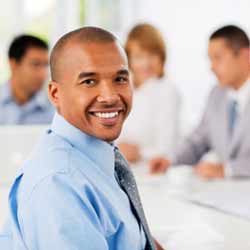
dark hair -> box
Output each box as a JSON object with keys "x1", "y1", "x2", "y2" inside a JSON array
[
  {"x1": 50, "y1": 26, "x2": 119, "y2": 81},
  {"x1": 210, "y1": 25, "x2": 250, "y2": 53},
  {"x1": 8, "y1": 34, "x2": 48, "y2": 62}
]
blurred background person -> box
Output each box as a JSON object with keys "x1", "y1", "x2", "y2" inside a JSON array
[
  {"x1": 0, "y1": 35, "x2": 54, "y2": 125},
  {"x1": 149, "y1": 25, "x2": 250, "y2": 179},
  {"x1": 118, "y1": 23, "x2": 181, "y2": 165}
]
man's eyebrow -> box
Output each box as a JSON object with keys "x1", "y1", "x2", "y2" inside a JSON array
[
  {"x1": 78, "y1": 72, "x2": 96, "y2": 79},
  {"x1": 117, "y1": 69, "x2": 129, "y2": 75},
  {"x1": 77, "y1": 69, "x2": 129, "y2": 79}
]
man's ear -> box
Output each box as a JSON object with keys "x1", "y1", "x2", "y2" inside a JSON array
[
  {"x1": 48, "y1": 81, "x2": 60, "y2": 109},
  {"x1": 245, "y1": 48, "x2": 250, "y2": 61},
  {"x1": 239, "y1": 47, "x2": 250, "y2": 61}
]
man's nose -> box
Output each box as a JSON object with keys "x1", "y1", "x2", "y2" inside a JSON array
[
  {"x1": 97, "y1": 82, "x2": 120, "y2": 104},
  {"x1": 37, "y1": 65, "x2": 48, "y2": 80}
]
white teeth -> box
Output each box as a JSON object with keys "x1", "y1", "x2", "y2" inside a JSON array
[{"x1": 94, "y1": 112, "x2": 119, "y2": 119}]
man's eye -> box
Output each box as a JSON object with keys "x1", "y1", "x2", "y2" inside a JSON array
[
  {"x1": 82, "y1": 79, "x2": 96, "y2": 86},
  {"x1": 31, "y1": 62, "x2": 48, "y2": 68},
  {"x1": 115, "y1": 76, "x2": 128, "y2": 84}
]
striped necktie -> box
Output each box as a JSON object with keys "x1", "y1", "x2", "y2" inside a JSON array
[{"x1": 114, "y1": 148, "x2": 156, "y2": 250}]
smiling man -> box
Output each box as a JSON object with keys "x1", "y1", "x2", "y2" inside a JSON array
[{"x1": 0, "y1": 27, "x2": 159, "y2": 250}]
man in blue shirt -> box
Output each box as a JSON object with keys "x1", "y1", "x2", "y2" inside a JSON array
[
  {"x1": 0, "y1": 27, "x2": 162, "y2": 249},
  {"x1": 0, "y1": 35, "x2": 54, "y2": 124}
]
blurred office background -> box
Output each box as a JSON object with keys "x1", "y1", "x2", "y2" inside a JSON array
[
  {"x1": 1, "y1": 2, "x2": 250, "y2": 247},
  {"x1": 1, "y1": 0, "x2": 250, "y2": 128}
]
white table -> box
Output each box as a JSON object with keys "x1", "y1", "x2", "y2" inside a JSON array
[
  {"x1": 0, "y1": 186, "x2": 9, "y2": 229},
  {"x1": 133, "y1": 165, "x2": 250, "y2": 250},
  {"x1": 1, "y1": 166, "x2": 250, "y2": 250}
]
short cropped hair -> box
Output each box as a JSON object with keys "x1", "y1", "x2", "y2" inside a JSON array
[
  {"x1": 8, "y1": 34, "x2": 48, "y2": 62},
  {"x1": 210, "y1": 25, "x2": 250, "y2": 53},
  {"x1": 50, "y1": 26, "x2": 119, "y2": 82}
]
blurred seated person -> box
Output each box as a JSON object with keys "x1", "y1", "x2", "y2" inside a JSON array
[
  {"x1": 118, "y1": 23, "x2": 181, "y2": 164},
  {"x1": 0, "y1": 35, "x2": 54, "y2": 125},
  {"x1": 149, "y1": 25, "x2": 250, "y2": 179}
]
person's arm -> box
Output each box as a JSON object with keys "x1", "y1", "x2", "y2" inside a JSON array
[
  {"x1": 149, "y1": 108, "x2": 211, "y2": 174},
  {"x1": 149, "y1": 87, "x2": 217, "y2": 174},
  {"x1": 194, "y1": 162, "x2": 224, "y2": 179},
  {"x1": 227, "y1": 156, "x2": 250, "y2": 177},
  {"x1": 172, "y1": 108, "x2": 211, "y2": 166},
  {"x1": 20, "y1": 174, "x2": 109, "y2": 250},
  {"x1": 172, "y1": 86, "x2": 223, "y2": 166},
  {"x1": 153, "y1": 237, "x2": 165, "y2": 250}
]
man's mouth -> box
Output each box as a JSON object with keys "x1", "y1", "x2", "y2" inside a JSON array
[
  {"x1": 93, "y1": 111, "x2": 119, "y2": 119},
  {"x1": 88, "y1": 108, "x2": 125, "y2": 126}
]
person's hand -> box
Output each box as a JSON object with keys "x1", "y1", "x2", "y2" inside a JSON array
[
  {"x1": 194, "y1": 162, "x2": 225, "y2": 179},
  {"x1": 149, "y1": 157, "x2": 171, "y2": 174},
  {"x1": 118, "y1": 143, "x2": 141, "y2": 163},
  {"x1": 154, "y1": 238, "x2": 165, "y2": 250}
]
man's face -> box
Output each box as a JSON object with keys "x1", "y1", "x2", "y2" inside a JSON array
[
  {"x1": 208, "y1": 38, "x2": 246, "y2": 88},
  {"x1": 10, "y1": 47, "x2": 49, "y2": 95},
  {"x1": 49, "y1": 42, "x2": 133, "y2": 142}
]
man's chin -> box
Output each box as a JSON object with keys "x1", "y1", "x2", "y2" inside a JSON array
[
  {"x1": 96, "y1": 128, "x2": 122, "y2": 143},
  {"x1": 218, "y1": 81, "x2": 230, "y2": 88},
  {"x1": 101, "y1": 133, "x2": 121, "y2": 143}
]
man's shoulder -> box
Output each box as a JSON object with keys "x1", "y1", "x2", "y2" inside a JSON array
[
  {"x1": 16, "y1": 133, "x2": 77, "y2": 200},
  {"x1": 0, "y1": 82, "x2": 7, "y2": 91},
  {"x1": 35, "y1": 90, "x2": 55, "y2": 113},
  {"x1": 202, "y1": 85, "x2": 228, "y2": 117},
  {"x1": 0, "y1": 83, "x2": 10, "y2": 104},
  {"x1": 209, "y1": 84, "x2": 227, "y2": 100}
]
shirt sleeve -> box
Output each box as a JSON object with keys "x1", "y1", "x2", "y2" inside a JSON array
[
  {"x1": 171, "y1": 86, "x2": 218, "y2": 166},
  {"x1": 226, "y1": 156, "x2": 250, "y2": 177},
  {"x1": 20, "y1": 173, "x2": 109, "y2": 250}
]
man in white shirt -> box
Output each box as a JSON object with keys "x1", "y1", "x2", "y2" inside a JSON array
[{"x1": 149, "y1": 25, "x2": 250, "y2": 179}]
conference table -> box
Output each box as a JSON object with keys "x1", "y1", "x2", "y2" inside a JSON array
[
  {"x1": 133, "y1": 165, "x2": 250, "y2": 250},
  {"x1": 1, "y1": 165, "x2": 250, "y2": 250}
]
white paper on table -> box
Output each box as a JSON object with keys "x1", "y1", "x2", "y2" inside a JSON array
[
  {"x1": 152, "y1": 223, "x2": 224, "y2": 250},
  {"x1": 185, "y1": 180, "x2": 250, "y2": 220}
]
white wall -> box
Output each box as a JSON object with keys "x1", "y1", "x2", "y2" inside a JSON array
[
  {"x1": 0, "y1": 0, "x2": 26, "y2": 83},
  {"x1": 131, "y1": 0, "x2": 250, "y2": 131},
  {"x1": 1, "y1": 0, "x2": 250, "y2": 131}
]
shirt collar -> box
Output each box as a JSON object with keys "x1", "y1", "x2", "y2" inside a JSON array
[
  {"x1": 0, "y1": 81, "x2": 48, "y2": 110},
  {"x1": 227, "y1": 79, "x2": 250, "y2": 114},
  {"x1": 0, "y1": 82, "x2": 12, "y2": 105},
  {"x1": 30, "y1": 89, "x2": 49, "y2": 110},
  {"x1": 50, "y1": 112, "x2": 115, "y2": 177}
]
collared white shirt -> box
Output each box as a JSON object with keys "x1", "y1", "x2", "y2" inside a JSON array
[{"x1": 118, "y1": 77, "x2": 181, "y2": 160}]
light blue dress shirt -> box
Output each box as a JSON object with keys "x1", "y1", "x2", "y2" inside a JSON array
[
  {"x1": 0, "y1": 83, "x2": 54, "y2": 125},
  {"x1": 0, "y1": 113, "x2": 146, "y2": 250}
]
